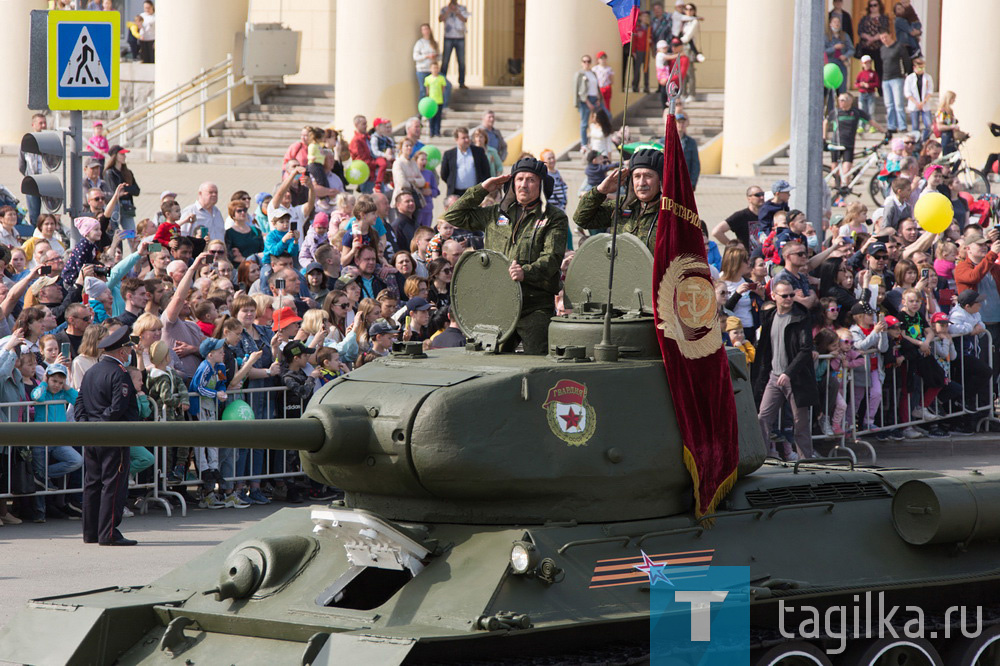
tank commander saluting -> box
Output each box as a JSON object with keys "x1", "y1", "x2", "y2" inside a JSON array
[
  {"x1": 574, "y1": 148, "x2": 663, "y2": 254},
  {"x1": 443, "y1": 156, "x2": 568, "y2": 354},
  {"x1": 76, "y1": 325, "x2": 140, "y2": 546}
]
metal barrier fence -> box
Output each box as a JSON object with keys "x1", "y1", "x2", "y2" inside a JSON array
[
  {"x1": 765, "y1": 329, "x2": 998, "y2": 465},
  {"x1": 0, "y1": 386, "x2": 308, "y2": 519}
]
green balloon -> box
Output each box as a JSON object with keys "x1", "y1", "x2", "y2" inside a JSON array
[
  {"x1": 417, "y1": 96, "x2": 439, "y2": 119},
  {"x1": 345, "y1": 159, "x2": 370, "y2": 185},
  {"x1": 419, "y1": 144, "x2": 442, "y2": 170},
  {"x1": 823, "y1": 63, "x2": 844, "y2": 90},
  {"x1": 221, "y1": 399, "x2": 255, "y2": 421}
]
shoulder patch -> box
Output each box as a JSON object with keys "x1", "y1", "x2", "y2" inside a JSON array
[{"x1": 496, "y1": 215, "x2": 509, "y2": 226}]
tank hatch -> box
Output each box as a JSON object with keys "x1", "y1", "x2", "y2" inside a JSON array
[
  {"x1": 563, "y1": 232, "x2": 654, "y2": 315},
  {"x1": 451, "y1": 249, "x2": 522, "y2": 352}
]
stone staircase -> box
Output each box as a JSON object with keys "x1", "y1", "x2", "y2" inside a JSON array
[
  {"x1": 181, "y1": 84, "x2": 525, "y2": 167},
  {"x1": 416, "y1": 86, "x2": 524, "y2": 158},
  {"x1": 755, "y1": 94, "x2": 899, "y2": 181},
  {"x1": 182, "y1": 84, "x2": 336, "y2": 166},
  {"x1": 557, "y1": 89, "x2": 724, "y2": 186}
]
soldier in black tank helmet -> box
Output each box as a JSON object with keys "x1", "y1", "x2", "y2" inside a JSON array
[
  {"x1": 574, "y1": 148, "x2": 664, "y2": 254},
  {"x1": 443, "y1": 156, "x2": 568, "y2": 354}
]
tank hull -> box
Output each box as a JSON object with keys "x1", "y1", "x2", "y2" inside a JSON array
[{"x1": 5, "y1": 463, "x2": 1000, "y2": 665}]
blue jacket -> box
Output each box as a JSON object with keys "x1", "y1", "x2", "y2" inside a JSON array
[
  {"x1": 188, "y1": 360, "x2": 227, "y2": 415},
  {"x1": 109, "y1": 251, "x2": 143, "y2": 317},
  {"x1": 31, "y1": 382, "x2": 78, "y2": 423},
  {"x1": 680, "y1": 134, "x2": 701, "y2": 190},
  {"x1": 263, "y1": 229, "x2": 298, "y2": 264}
]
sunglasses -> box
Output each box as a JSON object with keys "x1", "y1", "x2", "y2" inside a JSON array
[
  {"x1": 827, "y1": 306, "x2": 841, "y2": 312},
  {"x1": 234, "y1": 208, "x2": 247, "y2": 214},
  {"x1": 582, "y1": 59, "x2": 592, "y2": 64},
  {"x1": 334, "y1": 303, "x2": 349, "y2": 309},
  {"x1": 873, "y1": 254, "x2": 888, "y2": 260},
  {"x1": 208, "y1": 250, "x2": 225, "y2": 255},
  {"x1": 775, "y1": 293, "x2": 795, "y2": 299},
  {"x1": 750, "y1": 192, "x2": 765, "y2": 198}
]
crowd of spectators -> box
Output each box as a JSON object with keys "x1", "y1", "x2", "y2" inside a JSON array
[{"x1": 710, "y1": 168, "x2": 999, "y2": 461}]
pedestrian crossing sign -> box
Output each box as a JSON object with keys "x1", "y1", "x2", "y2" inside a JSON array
[{"x1": 47, "y1": 10, "x2": 120, "y2": 111}]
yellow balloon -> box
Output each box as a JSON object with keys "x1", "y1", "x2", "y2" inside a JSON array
[{"x1": 913, "y1": 191, "x2": 954, "y2": 234}]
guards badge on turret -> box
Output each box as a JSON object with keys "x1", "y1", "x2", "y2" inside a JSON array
[
  {"x1": 656, "y1": 254, "x2": 721, "y2": 359},
  {"x1": 542, "y1": 379, "x2": 597, "y2": 446}
]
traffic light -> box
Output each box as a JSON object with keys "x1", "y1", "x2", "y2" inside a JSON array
[{"x1": 20, "y1": 131, "x2": 65, "y2": 214}]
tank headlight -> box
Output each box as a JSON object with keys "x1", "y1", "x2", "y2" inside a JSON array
[{"x1": 510, "y1": 541, "x2": 539, "y2": 574}]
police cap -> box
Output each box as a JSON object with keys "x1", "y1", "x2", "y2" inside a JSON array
[{"x1": 97, "y1": 325, "x2": 133, "y2": 351}]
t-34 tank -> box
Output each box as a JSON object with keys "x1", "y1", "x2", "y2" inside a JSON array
[{"x1": 3, "y1": 235, "x2": 1000, "y2": 665}]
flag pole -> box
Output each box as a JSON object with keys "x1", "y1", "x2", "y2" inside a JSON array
[{"x1": 594, "y1": 33, "x2": 637, "y2": 363}]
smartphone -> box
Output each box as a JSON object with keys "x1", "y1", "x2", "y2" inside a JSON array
[
  {"x1": 290, "y1": 220, "x2": 298, "y2": 232},
  {"x1": 921, "y1": 268, "x2": 930, "y2": 280},
  {"x1": 274, "y1": 278, "x2": 286, "y2": 291},
  {"x1": 39, "y1": 265, "x2": 51, "y2": 275},
  {"x1": 121, "y1": 229, "x2": 136, "y2": 239},
  {"x1": 82, "y1": 292, "x2": 90, "y2": 305},
  {"x1": 60, "y1": 342, "x2": 71, "y2": 358},
  {"x1": 149, "y1": 242, "x2": 162, "y2": 253}
]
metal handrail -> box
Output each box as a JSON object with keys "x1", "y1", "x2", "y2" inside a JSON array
[
  {"x1": 102, "y1": 54, "x2": 250, "y2": 160},
  {"x1": 104, "y1": 56, "x2": 232, "y2": 140}
]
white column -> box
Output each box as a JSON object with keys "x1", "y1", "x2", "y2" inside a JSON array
[
  {"x1": 939, "y1": 0, "x2": 1000, "y2": 169},
  {"x1": 0, "y1": 1, "x2": 47, "y2": 146},
  {"x1": 720, "y1": 0, "x2": 795, "y2": 176},
  {"x1": 152, "y1": 0, "x2": 249, "y2": 154},
  {"x1": 333, "y1": 0, "x2": 428, "y2": 132},
  {"x1": 522, "y1": 0, "x2": 622, "y2": 156}
]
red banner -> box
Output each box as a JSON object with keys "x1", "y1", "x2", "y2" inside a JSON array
[
  {"x1": 652, "y1": 114, "x2": 739, "y2": 517},
  {"x1": 543, "y1": 380, "x2": 586, "y2": 408}
]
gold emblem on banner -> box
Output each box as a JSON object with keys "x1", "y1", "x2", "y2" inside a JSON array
[{"x1": 656, "y1": 254, "x2": 722, "y2": 359}]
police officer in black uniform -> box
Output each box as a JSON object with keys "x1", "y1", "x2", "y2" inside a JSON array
[{"x1": 76, "y1": 325, "x2": 140, "y2": 546}]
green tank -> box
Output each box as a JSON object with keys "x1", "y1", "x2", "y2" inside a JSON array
[{"x1": 2, "y1": 234, "x2": 1000, "y2": 665}]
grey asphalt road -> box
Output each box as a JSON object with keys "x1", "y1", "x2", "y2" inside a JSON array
[{"x1": 0, "y1": 501, "x2": 287, "y2": 629}]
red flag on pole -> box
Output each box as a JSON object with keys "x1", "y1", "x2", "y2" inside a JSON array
[{"x1": 652, "y1": 114, "x2": 740, "y2": 518}]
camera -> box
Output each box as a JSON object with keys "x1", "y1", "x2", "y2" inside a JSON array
[
  {"x1": 93, "y1": 266, "x2": 108, "y2": 277},
  {"x1": 274, "y1": 278, "x2": 286, "y2": 291},
  {"x1": 39, "y1": 265, "x2": 51, "y2": 275}
]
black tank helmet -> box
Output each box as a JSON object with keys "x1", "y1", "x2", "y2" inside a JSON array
[{"x1": 498, "y1": 156, "x2": 554, "y2": 213}]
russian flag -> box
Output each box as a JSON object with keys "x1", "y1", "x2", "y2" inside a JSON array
[{"x1": 605, "y1": 0, "x2": 641, "y2": 45}]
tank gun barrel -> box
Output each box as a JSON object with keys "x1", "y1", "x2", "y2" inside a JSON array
[{"x1": 0, "y1": 419, "x2": 327, "y2": 452}]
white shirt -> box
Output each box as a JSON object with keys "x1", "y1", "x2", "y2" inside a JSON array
[
  {"x1": 412, "y1": 38, "x2": 438, "y2": 73},
  {"x1": 584, "y1": 70, "x2": 599, "y2": 97},
  {"x1": 441, "y1": 4, "x2": 470, "y2": 39},
  {"x1": 139, "y1": 11, "x2": 155, "y2": 41},
  {"x1": 455, "y1": 147, "x2": 476, "y2": 190},
  {"x1": 180, "y1": 202, "x2": 225, "y2": 241}
]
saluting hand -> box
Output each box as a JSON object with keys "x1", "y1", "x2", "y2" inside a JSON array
[
  {"x1": 596, "y1": 167, "x2": 629, "y2": 196},
  {"x1": 482, "y1": 173, "x2": 511, "y2": 193}
]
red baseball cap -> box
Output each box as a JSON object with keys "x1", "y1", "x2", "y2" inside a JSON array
[
  {"x1": 272, "y1": 306, "x2": 302, "y2": 331},
  {"x1": 884, "y1": 315, "x2": 900, "y2": 327},
  {"x1": 596, "y1": 51, "x2": 607, "y2": 59},
  {"x1": 930, "y1": 312, "x2": 950, "y2": 324},
  {"x1": 372, "y1": 117, "x2": 389, "y2": 128}
]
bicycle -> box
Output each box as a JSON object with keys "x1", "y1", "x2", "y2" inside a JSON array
[
  {"x1": 825, "y1": 137, "x2": 890, "y2": 208},
  {"x1": 936, "y1": 135, "x2": 990, "y2": 197}
]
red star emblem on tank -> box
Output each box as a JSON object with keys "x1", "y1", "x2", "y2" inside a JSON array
[{"x1": 542, "y1": 380, "x2": 597, "y2": 446}]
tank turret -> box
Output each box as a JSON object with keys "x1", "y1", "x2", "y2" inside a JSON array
[{"x1": 3, "y1": 235, "x2": 765, "y2": 525}]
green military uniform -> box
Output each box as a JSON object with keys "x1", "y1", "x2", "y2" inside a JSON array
[
  {"x1": 443, "y1": 183, "x2": 568, "y2": 354},
  {"x1": 573, "y1": 188, "x2": 661, "y2": 254}
]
